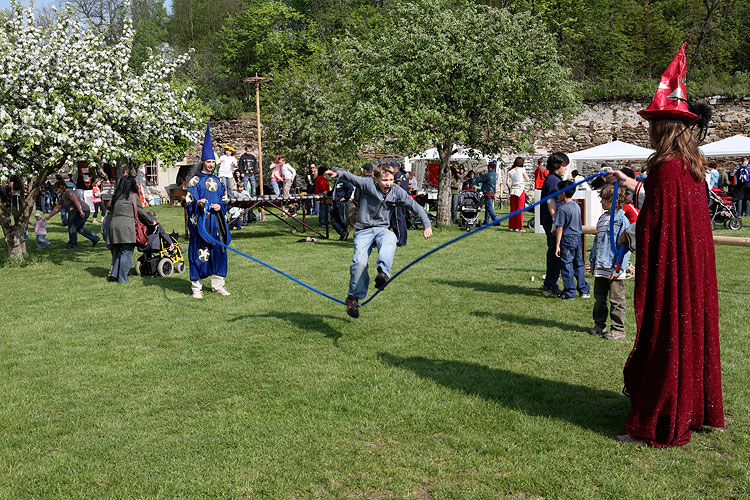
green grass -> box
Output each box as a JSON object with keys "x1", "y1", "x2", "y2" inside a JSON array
[{"x1": 1, "y1": 206, "x2": 749, "y2": 499}]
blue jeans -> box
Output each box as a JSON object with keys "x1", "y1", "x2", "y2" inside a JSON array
[
  {"x1": 349, "y1": 227, "x2": 397, "y2": 299},
  {"x1": 451, "y1": 194, "x2": 459, "y2": 223},
  {"x1": 542, "y1": 223, "x2": 561, "y2": 293},
  {"x1": 736, "y1": 198, "x2": 749, "y2": 217},
  {"x1": 111, "y1": 244, "x2": 135, "y2": 283},
  {"x1": 484, "y1": 195, "x2": 498, "y2": 224},
  {"x1": 270, "y1": 180, "x2": 280, "y2": 197},
  {"x1": 36, "y1": 234, "x2": 51, "y2": 249},
  {"x1": 558, "y1": 234, "x2": 590, "y2": 298},
  {"x1": 318, "y1": 202, "x2": 328, "y2": 226},
  {"x1": 67, "y1": 210, "x2": 99, "y2": 248},
  {"x1": 221, "y1": 176, "x2": 233, "y2": 195},
  {"x1": 313, "y1": 200, "x2": 320, "y2": 216},
  {"x1": 243, "y1": 176, "x2": 257, "y2": 196}
]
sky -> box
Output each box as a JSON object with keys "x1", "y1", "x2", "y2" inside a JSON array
[
  {"x1": 0, "y1": 0, "x2": 57, "y2": 9},
  {"x1": 0, "y1": 1, "x2": 173, "y2": 13}
]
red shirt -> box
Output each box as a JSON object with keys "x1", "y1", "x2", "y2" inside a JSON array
[
  {"x1": 314, "y1": 176, "x2": 330, "y2": 194},
  {"x1": 623, "y1": 203, "x2": 639, "y2": 224},
  {"x1": 534, "y1": 166, "x2": 548, "y2": 190}
]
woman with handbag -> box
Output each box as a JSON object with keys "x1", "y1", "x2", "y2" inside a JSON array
[{"x1": 107, "y1": 176, "x2": 155, "y2": 283}]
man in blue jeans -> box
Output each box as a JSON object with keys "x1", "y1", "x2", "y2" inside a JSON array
[
  {"x1": 539, "y1": 152, "x2": 569, "y2": 296},
  {"x1": 326, "y1": 163, "x2": 432, "y2": 318},
  {"x1": 474, "y1": 161, "x2": 498, "y2": 224}
]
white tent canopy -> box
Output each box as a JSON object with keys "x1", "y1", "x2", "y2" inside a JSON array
[
  {"x1": 699, "y1": 135, "x2": 750, "y2": 157},
  {"x1": 567, "y1": 140, "x2": 654, "y2": 161},
  {"x1": 406, "y1": 145, "x2": 490, "y2": 164}
]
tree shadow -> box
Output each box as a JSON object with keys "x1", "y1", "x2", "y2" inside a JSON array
[
  {"x1": 232, "y1": 312, "x2": 344, "y2": 345},
  {"x1": 471, "y1": 310, "x2": 583, "y2": 333},
  {"x1": 433, "y1": 279, "x2": 539, "y2": 297},
  {"x1": 378, "y1": 352, "x2": 627, "y2": 437}
]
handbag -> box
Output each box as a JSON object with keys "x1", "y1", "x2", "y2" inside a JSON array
[{"x1": 132, "y1": 194, "x2": 148, "y2": 249}]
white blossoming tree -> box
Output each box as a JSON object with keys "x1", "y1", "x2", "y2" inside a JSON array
[{"x1": 0, "y1": 1, "x2": 199, "y2": 258}]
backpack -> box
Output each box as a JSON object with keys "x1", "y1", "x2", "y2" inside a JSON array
[{"x1": 738, "y1": 165, "x2": 750, "y2": 183}]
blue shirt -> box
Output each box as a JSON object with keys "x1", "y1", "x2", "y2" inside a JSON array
[
  {"x1": 553, "y1": 200, "x2": 582, "y2": 236},
  {"x1": 540, "y1": 172, "x2": 562, "y2": 225}
]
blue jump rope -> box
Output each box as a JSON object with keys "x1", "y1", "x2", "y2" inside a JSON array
[{"x1": 200, "y1": 171, "x2": 624, "y2": 307}]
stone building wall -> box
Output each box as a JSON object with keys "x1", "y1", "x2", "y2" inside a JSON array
[
  {"x1": 184, "y1": 97, "x2": 749, "y2": 175},
  {"x1": 522, "y1": 96, "x2": 749, "y2": 175}
]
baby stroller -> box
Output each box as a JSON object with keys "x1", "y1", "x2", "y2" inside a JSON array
[
  {"x1": 457, "y1": 189, "x2": 483, "y2": 229},
  {"x1": 135, "y1": 227, "x2": 186, "y2": 277},
  {"x1": 708, "y1": 187, "x2": 742, "y2": 231}
]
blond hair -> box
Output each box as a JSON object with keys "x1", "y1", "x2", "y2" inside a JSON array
[{"x1": 646, "y1": 119, "x2": 706, "y2": 183}]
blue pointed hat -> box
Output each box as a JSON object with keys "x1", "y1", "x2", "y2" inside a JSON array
[{"x1": 201, "y1": 123, "x2": 216, "y2": 161}]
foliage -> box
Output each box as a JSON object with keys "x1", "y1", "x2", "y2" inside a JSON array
[
  {"x1": 1, "y1": 207, "x2": 749, "y2": 498},
  {"x1": 0, "y1": 1, "x2": 199, "y2": 258},
  {"x1": 340, "y1": 0, "x2": 579, "y2": 225},
  {"x1": 261, "y1": 61, "x2": 360, "y2": 168},
  {"x1": 219, "y1": 0, "x2": 317, "y2": 78}
]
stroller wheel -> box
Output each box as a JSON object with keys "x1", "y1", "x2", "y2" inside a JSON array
[
  {"x1": 176, "y1": 261, "x2": 185, "y2": 273},
  {"x1": 527, "y1": 218, "x2": 535, "y2": 230},
  {"x1": 134, "y1": 260, "x2": 142, "y2": 277},
  {"x1": 157, "y1": 257, "x2": 174, "y2": 277},
  {"x1": 726, "y1": 217, "x2": 743, "y2": 231}
]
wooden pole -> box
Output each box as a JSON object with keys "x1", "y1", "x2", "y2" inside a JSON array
[
  {"x1": 243, "y1": 75, "x2": 272, "y2": 222},
  {"x1": 582, "y1": 225, "x2": 750, "y2": 247}
]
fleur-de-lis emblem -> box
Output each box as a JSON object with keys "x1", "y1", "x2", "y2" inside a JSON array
[
  {"x1": 198, "y1": 247, "x2": 210, "y2": 262},
  {"x1": 190, "y1": 215, "x2": 198, "y2": 227},
  {"x1": 188, "y1": 176, "x2": 200, "y2": 187},
  {"x1": 185, "y1": 192, "x2": 194, "y2": 204},
  {"x1": 205, "y1": 178, "x2": 218, "y2": 192}
]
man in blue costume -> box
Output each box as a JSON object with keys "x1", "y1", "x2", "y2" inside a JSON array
[{"x1": 186, "y1": 124, "x2": 231, "y2": 299}]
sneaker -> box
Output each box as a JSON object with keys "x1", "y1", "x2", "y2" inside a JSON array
[
  {"x1": 346, "y1": 295, "x2": 360, "y2": 318},
  {"x1": 213, "y1": 287, "x2": 231, "y2": 296},
  {"x1": 580, "y1": 293, "x2": 590, "y2": 299},
  {"x1": 375, "y1": 268, "x2": 389, "y2": 289},
  {"x1": 541, "y1": 287, "x2": 558, "y2": 296},
  {"x1": 603, "y1": 330, "x2": 625, "y2": 340},
  {"x1": 557, "y1": 292, "x2": 575, "y2": 300},
  {"x1": 192, "y1": 290, "x2": 203, "y2": 299},
  {"x1": 588, "y1": 326, "x2": 605, "y2": 336}
]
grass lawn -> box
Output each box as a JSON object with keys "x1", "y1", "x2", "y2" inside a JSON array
[{"x1": 1, "y1": 205, "x2": 749, "y2": 499}]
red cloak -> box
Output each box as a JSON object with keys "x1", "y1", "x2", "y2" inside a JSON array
[{"x1": 624, "y1": 157, "x2": 724, "y2": 447}]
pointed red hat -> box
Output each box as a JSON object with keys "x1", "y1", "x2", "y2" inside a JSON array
[{"x1": 638, "y1": 43, "x2": 697, "y2": 122}]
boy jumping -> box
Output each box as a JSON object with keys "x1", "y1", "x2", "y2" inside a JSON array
[
  {"x1": 554, "y1": 180, "x2": 590, "y2": 300},
  {"x1": 325, "y1": 163, "x2": 432, "y2": 318}
]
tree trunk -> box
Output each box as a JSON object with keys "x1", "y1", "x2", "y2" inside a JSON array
[
  {"x1": 1, "y1": 158, "x2": 66, "y2": 258},
  {"x1": 436, "y1": 142, "x2": 453, "y2": 227}
]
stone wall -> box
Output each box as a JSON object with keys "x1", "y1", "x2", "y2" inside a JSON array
[
  {"x1": 186, "y1": 97, "x2": 749, "y2": 175},
  {"x1": 521, "y1": 96, "x2": 750, "y2": 175}
]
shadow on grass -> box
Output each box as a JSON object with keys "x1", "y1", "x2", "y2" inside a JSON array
[
  {"x1": 434, "y1": 279, "x2": 539, "y2": 297},
  {"x1": 378, "y1": 352, "x2": 627, "y2": 437},
  {"x1": 232, "y1": 312, "x2": 343, "y2": 345},
  {"x1": 472, "y1": 310, "x2": 583, "y2": 333}
]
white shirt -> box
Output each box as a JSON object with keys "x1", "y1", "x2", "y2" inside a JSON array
[
  {"x1": 218, "y1": 154, "x2": 237, "y2": 178},
  {"x1": 507, "y1": 168, "x2": 526, "y2": 196},
  {"x1": 282, "y1": 163, "x2": 296, "y2": 180}
]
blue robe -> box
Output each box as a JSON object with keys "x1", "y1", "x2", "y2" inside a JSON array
[{"x1": 186, "y1": 172, "x2": 231, "y2": 281}]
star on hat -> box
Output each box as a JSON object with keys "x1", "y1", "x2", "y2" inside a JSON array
[{"x1": 638, "y1": 43, "x2": 697, "y2": 122}]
